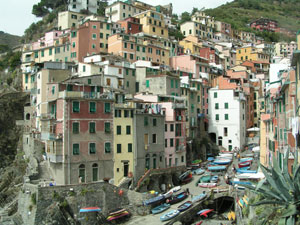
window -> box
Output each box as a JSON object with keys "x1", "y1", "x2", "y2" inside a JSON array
[
  {"x1": 225, "y1": 103, "x2": 228, "y2": 109},
  {"x1": 124, "y1": 110, "x2": 129, "y2": 117},
  {"x1": 170, "y1": 138, "x2": 174, "y2": 147},
  {"x1": 146, "y1": 80, "x2": 150, "y2": 88},
  {"x1": 49, "y1": 48, "x2": 52, "y2": 55},
  {"x1": 92, "y1": 33, "x2": 96, "y2": 39},
  {"x1": 106, "y1": 24, "x2": 110, "y2": 30},
  {"x1": 130, "y1": 54, "x2": 133, "y2": 60},
  {"x1": 89, "y1": 143, "x2": 96, "y2": 154},
  {"x1": 88, "y1": 102, "x2": 96, "y2": 113},
  {"x1": 92, "y1": 44, "x2": 96, "y2": 49},
  {"x1": 124, "y1": 53, "x2": 127, "y2": 58},
  {"x1": 105, "y1": 142, "x2": 111, "y2": 153},
  {"x1": 73, "y1": 101, "x2": 80, "y2": 113},
  {"x1": 225, "y1": 114, "x2": 229, "y2": 120},
  {"x1": 117, "y1": 144, "x2": 121, "y2": 153},
  {"x1": 117, "y1": 125, "x2": 121, "y2": 135},
  {"x1": 92, "y1": 163, "x2": 98, "y2": 181},
  {"x1": 170, "y1": 124, "x2": 174, "y2": 132},
  {"x1": 165, "y1": 124, "x2": 167, "y2": 132},
  {"x1": 153, "y1": 118, "x2": 157, "y2": 126},
  {"x1": 130, "y1": 43, "x2": 133, "y2": 49},
  {"x1": 215, "y1": 103, "x2": 219, "y2": 109},
  {"x1": 165, "y1": 139, "x2": 168, "y2": 147},
  {"x1": 137, "y1": 46, "x2": 140, "y2": 51},
  {"x1": 214, "y1": 92, "x2": 217, "y2": 98},
  {"x1": 142, "y1": 47, "x2": 146, "y2": 52},
  {"x1": 105, "y1": 122, "x2": 110, "y2": 133},
  {"x1": 144, "y1": 117, "x2": 148, "y2": 126},
  {"x1": 73, "y1": 143, "x2": 79, "y2": 155},
  {"x1": 100, "y1": 33, "x2": 103, "y2": 38},
  {"x1": 126, "y1": 125, "x2": 131, "y2": 135},
  {"x1": 104, "y1": 103, "x2": 111, "y2": 113},
  {"x1": 106, "y1": 34, "x2": 109, "y2": 40},
  {"x1": 124, "y1": 42, "x2": 127, "y2": 48},
  {"x1": 171, "y1": 79, "x2": 174, "y2": 88},
  {"x1": 216, "y1": 114, "x2": 219, "y2": 121},
  {"x1": 89, "y1": 122, "x2": 96, "y2": 133},
  {"x1": 224, "y1": 127, "x2": 228, "y2": 136},
  {"x1": 128, "y1": 143, "x2": 132, "y2": 152},
  {"x1": 73, "y1": 122, "x2": 79, "y2": 134},
  {"x1": 152, "y1": 134, "x2": 157, "y2": 143}
]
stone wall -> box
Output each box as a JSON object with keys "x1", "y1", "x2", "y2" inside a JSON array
[{"x1": 33, "y1": 181, "x2": 150, "y2": 225}]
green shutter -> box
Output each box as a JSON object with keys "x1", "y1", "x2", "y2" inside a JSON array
[
  {"x1": 171, "y1": 79, "x2": 174, "y2": 88},
  {"x1": 105, "y1": 122, "x2": 110, "y2": 133},
  {"x1": 73, "y1": 101, "x2": 80, "y2": 113},
  {"x1": 117, "y1": 126, "x2": 121, "y2": 135},
  {"x1": 25, "y1": 75, "x2": 28, "y2": 83},
  {"x1": 117, "y1": 144, "x2": 121, "y2": 153},
  {"x1": 144, "y1": 117, "x2": 148, "y2": 126},
  {"x1": 216, "y1": 114, "x2": 219, "y2": 121},
  {"x1": 73, "y1": 122, "x2": 79, "y2": 134},
  {"x1": 146, "y1": 80, "x2": 150, "y2": 88},
  {"x1": 214, "y1": 92, "x2": 217, "y2": 98},
  {"x1": 89, "y1": 102, "x2": 96, "y2": 113},
  {"x1": 126, "y1": 125, "x2": 131, "y2": 134},
  {"x1": 215, "y1": 103, "x2": 219, "y2": 109},
  {"x1": 89, "y1": 143, "x2": 96, "y2": 154},
  {"x1": 225, "y1": 103, "x2": 228, "y2": 109},
  {"x1": 175, "y1": 80, "x2": 178, "y2": 88},
  {"x1": 128, "y1": 143, "x2": 132, "y2": 152},
  {"x1": 225, "y1": 114, "x2": 229, "y2": 120},
  {"x1": 73, "y1": 143, "x2": 79, "y2": 155},
  {"x1": 104, "y1": 103, "x2": 111, "y2": 113},
  {"x1": 89, "y1": 122, "x2": 96, "y2": 133},
  {"x1": 105, "y1": 142, "x2": 111, "y2": 153}
]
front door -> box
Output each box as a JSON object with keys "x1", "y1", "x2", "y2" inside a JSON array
[{"x1": 124, "y1": 163, "x2": 129, "y2": 177}]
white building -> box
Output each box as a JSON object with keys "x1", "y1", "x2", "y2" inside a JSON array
[
  {"x1": 105, "y1": 1, "x2": 142, "y2": 22},
  {"x1": 208, "y1": 88, "x2": 246, "y2": 150},
  {"x1": 68, "y1": 0, "x2": 102, "y2": 14}
]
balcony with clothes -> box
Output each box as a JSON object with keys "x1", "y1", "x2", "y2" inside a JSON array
[
  {"x1": 175, "y1": 137, "x2": 186, "y2": 153},
  {"x1": 135, "y1": 102, "x2": 163, "y2": 115}
]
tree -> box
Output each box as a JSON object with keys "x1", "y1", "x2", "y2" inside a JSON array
[
  {"x1": 191, "y1": 7, "x2": 199, "y2": 15},
  {"x1": 97, "y1": 2, "x2": 108, "y2": 17},
  {"x1": 32, "y1": 0, "x2": 67, "y2": 17},
  {"x1": 242, "y1": 150, "x2": 300, "y2": 225},
  {"x1": 180, "y1": 12, "x2": 191, "y2": 25},
  {"x1": 32, "y1": 2, "x2": 49, "y2": 17}
]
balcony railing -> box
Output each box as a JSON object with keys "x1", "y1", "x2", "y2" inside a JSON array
[{"x1": 175, "y1": 144, "x2": 185, "y2": 153}]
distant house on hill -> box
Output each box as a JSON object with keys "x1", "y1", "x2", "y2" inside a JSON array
[{"x1": 250, "y1": 18, "x2": 279, "y2": 33}]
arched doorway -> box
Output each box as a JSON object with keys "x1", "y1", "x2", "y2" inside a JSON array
[
  {"x1": 79, "y1": 164, "x2": 86, "y2": 183},
  {"x1": 26, "y1": 113, "x2": 30, "y2": 120},
  {"x1": 209, "y1": 132, "x2": 216, "y2": 144},
  {"x1": 92, "y1": 163, "x2": 98, "y2": 182}
]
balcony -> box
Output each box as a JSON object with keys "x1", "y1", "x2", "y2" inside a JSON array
[
  {"x1": 41, "y1": 132, "x2": 62, "y2": 141},
  {"x1": 40, "y1": 113, "x2": 56, "y2": 121},
  {"x1": 58, "y1": 91, "x2": 114, "y2": 100},
  {"x1": 48, "y1": 155, "x2": 63, "y2": 163},
  {"x1": 175, "y1": 144, "x2": 186, "y2": 153},
  {"x1": 172, "y1": 103, "x2": 186, "y2": 109}
]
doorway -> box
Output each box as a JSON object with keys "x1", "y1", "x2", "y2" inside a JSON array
[{"x1": 124, "y1": 162, "x2": 129, "y2": 177}]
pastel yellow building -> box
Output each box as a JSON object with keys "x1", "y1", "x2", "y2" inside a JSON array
[
  {"x1": 236, "y1": 46, "x2": 270, "y2": 65},
  {"x1": 114, "y1": 101, "x2": 135, "y2": 186},
  {"x1": 134, "y1": 10, "x2": 168, "y2": 38},
  {"x1": 179, "y1": 36, "x2": 202, "y2": 55},
  {"x1": 58, "y1": 11, "x2": 85, "y2": 30}
]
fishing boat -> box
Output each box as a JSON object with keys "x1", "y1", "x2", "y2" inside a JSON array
[
  {"x1": 198, "y1": 183, "x2": 217, "y2": 188},
  {"x1": 107, "y1": 208, "x2": 130, "y2": 221},
  {"x1": 211, "y1": 186, "x2": 229, "y2": 193},
  {"x1": 143, "y1": 195, "x2": 165, "y2": 206},
  {"x1": 191, "y1": 159, "x2": 202, "y2": 164},
  {"x1": 193, "y1": 168, "x2": 205, "y2": 175},
  {"x1": 239, "y1": 166, "x2": 250, "y2": 170},
  {"x1": 79, "y1": 207, "x2": 101, "y2": 213},
  {"x1": 179, "y1": 171, "x2": 191, "y2": 181},
  {"x1": 191, "y1": 193, "x2": 207, "y2": 203},
  {"x1": 236, "y1": 172, "x2": 265, "y2": 180},
  {"x1": 166, "y1": 191, "x2": 188, "y2": 205},
  {"x1": 151, "y1": 203, "x2": 170, "y2": 214},
  {"x1": 207, "y1": 165, "x2": 227, "y2": 171},
  {"x1": 197, "y1": 209, "x2": 214, "y2": 217},
  {"x1": 231, "y1": 180, "x2": 252, "y2": 186},
  {"x1": 236, "y1": 168, "x2": 257, "y2": 174},
  {"x1": 163, "y1": 186, "x2": 181, "y2": 198},
  {"x1": 195, "y1": 175, "x2": 211, "y2": 186},
  {"x1": 213, "y1": 159, "x2": 231, "y2": 165},
  {"x1": 238, "y1": 161, "x2": 251, "y2": 168},
  {"x1": 177, "y1": 201, "x2": 193, "y2": 212},
  {"x1": 207, "y1": 157, "x2": 214, "y2": 161},
  {"x1": 240, "y1": 157, "x2": 253, "y2": 162},
  {"x1": 181, "y1": 174, "x2": 193, "y2": 184},
  {"x1": 211, "y1": 175, "x2": 219, "y2": 183},
  {"x1": 160, "y1": 209, "x2": 180, "y2": 221}
]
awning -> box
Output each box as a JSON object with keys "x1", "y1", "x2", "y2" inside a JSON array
[{"x1": 80, "y1": 207, "x2": 101, "y2": 213}]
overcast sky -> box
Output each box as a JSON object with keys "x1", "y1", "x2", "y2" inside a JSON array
[{"x1": 0, "y1": 0, "x2": 233, "y2": 36}]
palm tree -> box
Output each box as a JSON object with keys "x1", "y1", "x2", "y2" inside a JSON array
[{"x1": 243, "y1": 150, "x2": 300, "y2": 225}]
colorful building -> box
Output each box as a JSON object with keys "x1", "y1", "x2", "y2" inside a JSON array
[
  {"x1": 118, "y1": 17, "x2": 143, "y2": 34},
  {"x1": 236, "y1": 46, "x2": 270, "y2": 65}
]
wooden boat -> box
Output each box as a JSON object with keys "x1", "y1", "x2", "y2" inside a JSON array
[
  {"x1": 236, "y1": 172, "x2": 264, "y2": 180},
  {"x1": 163, "y1": 186, "x2": 181, "y2": 198},
  {"x1": 198, "y1": 183, "x2": 217, "y2": 188},
  {"x1": 177, "y1": 201, "x2": 192, "y2": 212},
  {"x1": 193, "y1": 168, "x2": 205, "y2": 175},
  {"x1": 238, "y1": 161, "x2": 251, "y2": 168},
  {"x1": 197, "y1": 209, "x2": 214, "y2": 217},
  {"x1": 160, "y1": 209, "x2": 180, "y2": 221},
  {"x1": 236, "y1": 168, "x2": 257, "y2": 174},
  {"x1": 191, "y1": 193, "x2": 207, "y2": 203},
  {"x1": 239, "y1": 166, "x2": 250, "y2": 170},
  {"x1": 207, "y1": 165, "x2": 226, "y2": 171},
  {"x1": 151, "y1": 203, "x2": 170, "y2": 214},
  {"x1": 143, "y1": 195, "x2": 165, "y2": 206},
  {"x1": 207, "y1": 157, "x2": 214, "y2": 161},
  {"x1": 108, "y1": 208, "x2": 126, "y2": 216},
  {"x1": 240, "y1": 157, "x2": 253, "y2": 162},
  {"x1": 213, "y1": 159, "x2": 231, "y2": 165},
  {"x1": 181, "y1": 175, "x2": 193, "y2": 184},
  {"x1": 179, "y1": 171, "x2": 191, "y2": 181},
  {"x1": 195, "y1": 175, "x2": 211, "y2": 186},
  {"x1": 211, "y1": 186, "x2": 229, "y2": 193},
  {"x1": 79, "y1": 207, "x2": 101, "y2": 213},
  {"x1": 107, "y1": 209, "x2": 130, "y2": 221},
  {"x1": 231, "y1": 180, "x2": 252, "y2": 186},
  {"x1": 211, "y1": 175, "x2": 219, "y2": 183},
  {"x1": 166, "y1": 192, "x2": 188, "y2": 205},
  {"x1": 191, "y1": 159, "x2": 202, "y2": 164}
]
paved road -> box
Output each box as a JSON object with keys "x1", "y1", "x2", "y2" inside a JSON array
[{"x1": 124, "y1": 149, "x2": 258, "y2": 225}]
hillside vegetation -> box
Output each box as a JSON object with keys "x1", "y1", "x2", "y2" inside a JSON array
[
  {"x1": 205, "y1": 0, "x2": 300, "y2": 39},
  {"x1": 0, "y1": 31, "x2": 21, "y2": 49}
]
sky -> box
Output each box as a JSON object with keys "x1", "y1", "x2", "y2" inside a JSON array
[{"x1": 0, "y1": 0, "x2": 233, "y2": 36}]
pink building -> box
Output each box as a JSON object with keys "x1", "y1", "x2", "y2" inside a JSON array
[
  {"x1": 170, "y1": 55, "x2": 210, "y2": 79},
  {"x1": 43, "y1": 81, "x2": 114, "y2": 185}
]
